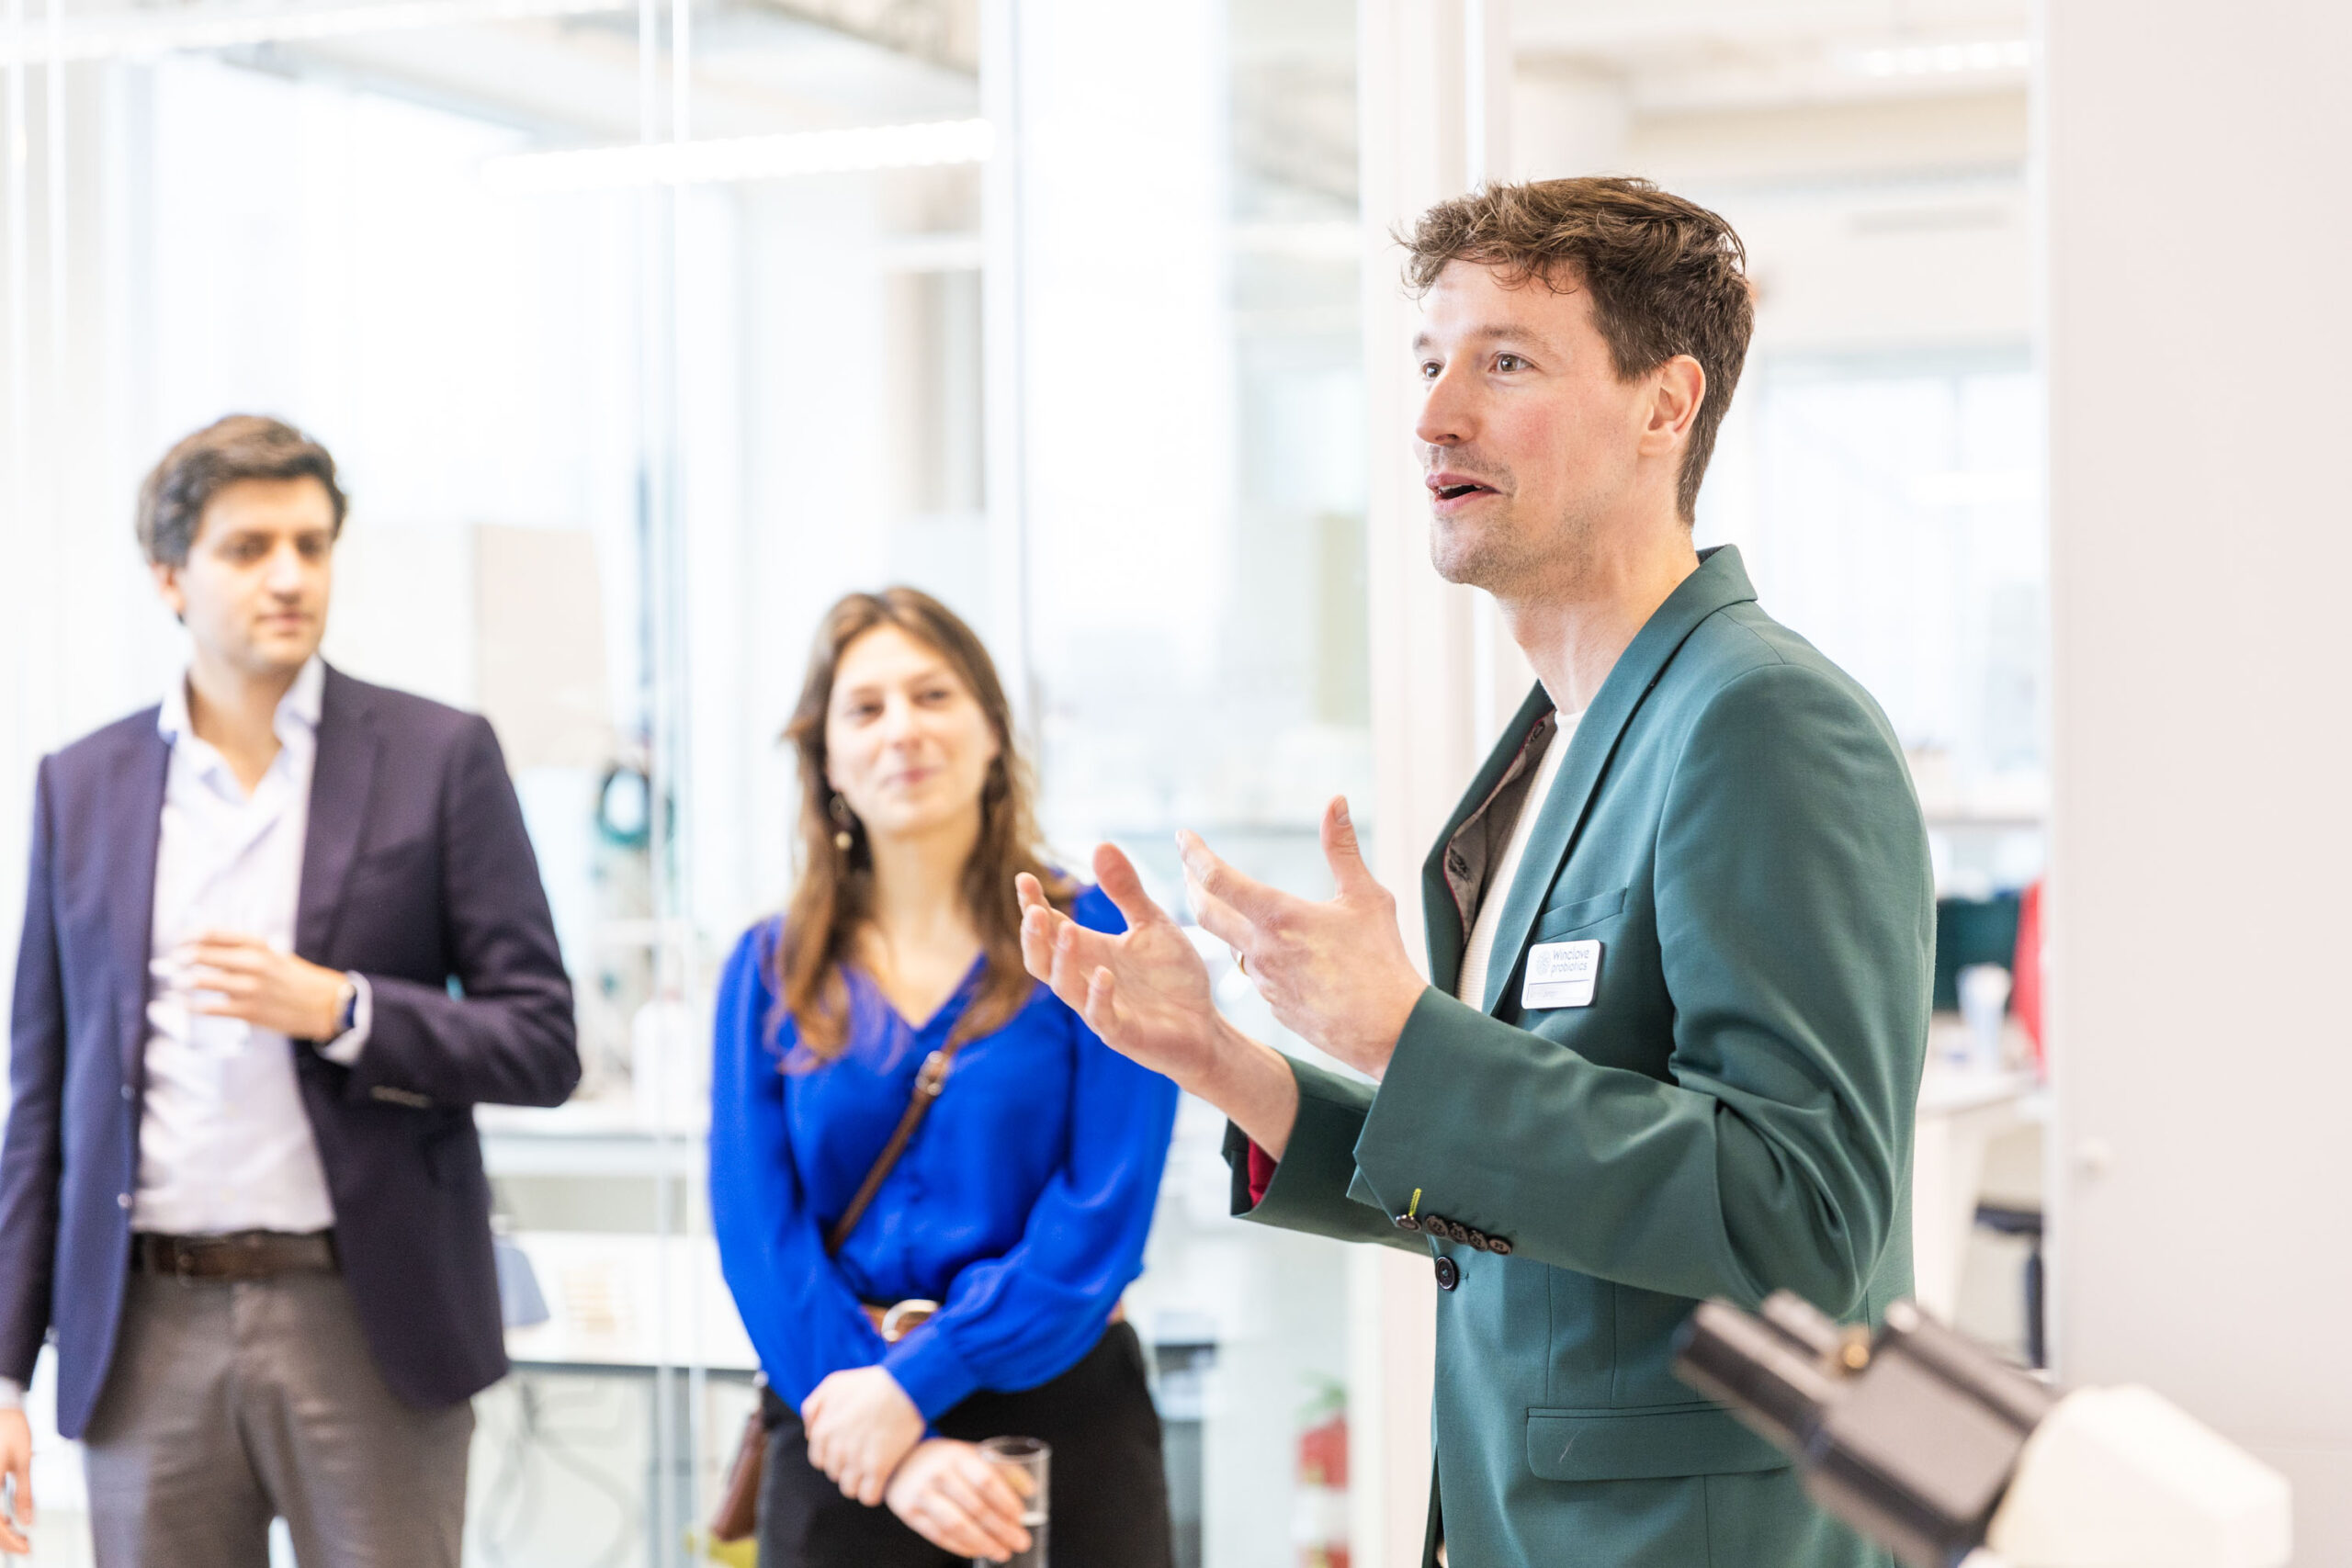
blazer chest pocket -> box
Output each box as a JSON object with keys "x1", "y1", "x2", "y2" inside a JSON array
[{"x1": 1532, "y1": 886, "x2": 1626, "y2": 944}]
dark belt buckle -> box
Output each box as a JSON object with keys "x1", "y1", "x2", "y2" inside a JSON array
[
  {"x1": 159, "y1": 1232, "x2": 253, "y2": 1280},
  {"x1": 169, "y1": 1234, "x2": 234, "y2": 1280}
]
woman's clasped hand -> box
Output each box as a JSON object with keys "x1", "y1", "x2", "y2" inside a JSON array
[
  {"x1": 801, "y1": 1367, "x2": 1031, "y2": 1559},
  {"x1": 884, "y1": 1439, "x2": 1035, "y2": 1562},
  {"x1": 800, "y1": 1365, "x2": 926, "y2": 1507}
]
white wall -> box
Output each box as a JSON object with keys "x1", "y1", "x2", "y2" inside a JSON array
[{"x1": 2044, "y1": 4, "x2": 2352, "y2": 1561}]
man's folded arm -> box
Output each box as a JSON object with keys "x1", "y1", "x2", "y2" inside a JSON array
[
  {"x1": 343, "y1": 716, "x2": 579, "y2": 1110},
  {"x1": 1350, "y1": 662, "x2": 1932, "y2": 1315}
]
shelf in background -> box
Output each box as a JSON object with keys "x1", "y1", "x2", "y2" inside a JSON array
[{"x1": 479, "y1": 1100, "x2": 707, "y2": 1179}]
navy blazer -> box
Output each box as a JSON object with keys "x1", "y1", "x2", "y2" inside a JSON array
[{"x1": 0, "y1": 665, "x2": 579, "y2": 1436}]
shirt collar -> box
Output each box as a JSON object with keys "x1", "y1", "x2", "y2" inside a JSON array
[{"x1": 159, "y1": 655, "x2": 328, "y2": 748}]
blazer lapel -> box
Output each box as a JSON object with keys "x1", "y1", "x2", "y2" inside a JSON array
[
  {"x1": 297, "y1": 666, "x2": 381, "y2": 964},
  {"x1": 1477, "y1": 545, "x2": 1761, "y2": 1014},
  {"x1": 1420, "y1": 682, "x2": 1555, "y2": 996},
  {"x1": 113, "y1": 722, "x2": 171, "y2": 1088}
]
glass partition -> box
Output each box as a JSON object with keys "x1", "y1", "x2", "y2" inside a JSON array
[{"x1": 1013, "y1": 6, "x2": 1367, "y2": 1565}]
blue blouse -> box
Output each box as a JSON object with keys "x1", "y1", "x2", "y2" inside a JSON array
[{"x1": 707, "y1": 887, "x2": 1178, "y2": 1420}]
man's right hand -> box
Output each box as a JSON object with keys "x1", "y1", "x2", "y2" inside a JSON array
[
  {"x1": 1017, "y1": 846, "x2": 1227, "y2": 1092},
  {"x1": 1018, "y1": 843, "x2": 1303, "y2": 1159},
  {"x1": 1, "y1": 1407, "x2": 33, "y2": 1555}
]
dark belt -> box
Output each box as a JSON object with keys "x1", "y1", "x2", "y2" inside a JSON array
[{"x1": 131, "y1": 1229, "x2": 339, "y2": 1280}]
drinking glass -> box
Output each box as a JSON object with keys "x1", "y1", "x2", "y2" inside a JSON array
[{"x1": 975, "y1": 1435, "x2": 1049, "y2": 1568}]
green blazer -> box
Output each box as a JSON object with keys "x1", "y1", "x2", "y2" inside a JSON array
[{"x1": 1227, "y1": 547, "x2": 1931, "y2": 1566}]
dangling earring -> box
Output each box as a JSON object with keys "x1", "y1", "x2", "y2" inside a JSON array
[{"x1": 829, "y1": 794, "x2": 857, "y2": 853}]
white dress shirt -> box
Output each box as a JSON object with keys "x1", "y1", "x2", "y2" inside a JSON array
[
  {"x1": 131, "y1": 656, "x2": 370, "y2": 1236},
  {"x1": 1455, "y1": 709, "x2": 1581, "y2": 1010}
]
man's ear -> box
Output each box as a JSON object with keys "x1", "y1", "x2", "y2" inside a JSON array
[
  {"x1": 151, "y1": 560, "x2": 187, "y2": 625},
  {"x1": 1640, "y1": 355, "x2": 1707, "y2": 455}
]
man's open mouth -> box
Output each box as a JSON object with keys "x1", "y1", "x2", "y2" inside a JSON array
[{"x1": 1428, "y1": 474, "x2": 1498, "y2": 501}]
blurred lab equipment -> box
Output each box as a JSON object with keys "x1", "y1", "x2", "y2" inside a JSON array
[
  {"x1": 1935, "y1": 893, "x2": 2022, "y2": 1012},
  {"x1": 1957, "y1": 964, "x2": 2015, "y2": 1071},
  {"x1": 1674, "y1": 1292, "x2": 2291, "y2": 1568}
]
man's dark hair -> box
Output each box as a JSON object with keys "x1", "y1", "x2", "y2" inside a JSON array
[
  {"x1": 135, "y1": 414, "x2": 349, "y2": 567},
  {"x1": 1403, "y1": 176, "x2": 1754, "y2": 523}
]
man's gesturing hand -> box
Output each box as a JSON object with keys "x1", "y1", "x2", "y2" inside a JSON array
[
  {"x1": 1183, "y1": 795, "x2": 1426, "y2": 1079},
  {"x1": 1016, "y1": 847, "x2": 1227, "y2": 1093}
]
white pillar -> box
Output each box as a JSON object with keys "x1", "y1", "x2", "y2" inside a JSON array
[
  {"x1": 1351, "y1": 5, "x2": 1508, "y2": 1563},
  {"x1": 2044, "y1": 4, "x2": 2352, "y2": 1560}
]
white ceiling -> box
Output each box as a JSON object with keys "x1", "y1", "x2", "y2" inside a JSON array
[{"x1": 1513, "y1": 0, "x2": 2034, "y2": 115}]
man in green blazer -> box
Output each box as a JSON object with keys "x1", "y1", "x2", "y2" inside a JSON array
[{"x1": 1019, "y1": 176, "x2": 1929, "y2": 1566}]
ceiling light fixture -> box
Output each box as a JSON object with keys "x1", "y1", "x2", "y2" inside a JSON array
[
  {"x1": 478, "y1": 117, "x2": 992, "y2": 192},
  {"x1": 1856, "y1": 38, "x2": 2032, "y2": 78}
]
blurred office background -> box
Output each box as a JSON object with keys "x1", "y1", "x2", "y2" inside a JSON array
[{"x1": 2, "y1": 0, "x2": 2345, "y2": 1564}]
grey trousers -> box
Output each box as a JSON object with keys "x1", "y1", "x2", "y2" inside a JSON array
[{"x1": 83, "y1": 1269, "x2": 473, "y2": 1568}]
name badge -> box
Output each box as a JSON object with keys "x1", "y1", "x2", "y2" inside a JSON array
[{"x1": 1523, "y1": 940, "x2": 1602, "y2": 1010}]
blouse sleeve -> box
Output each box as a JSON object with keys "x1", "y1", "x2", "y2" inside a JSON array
[
  {"x1": 879, "y1": 890, "x2": 1181, "y2": 1418},
  {"x1": 707, "y1": 922, "x2": 889, "y2": 1411}
]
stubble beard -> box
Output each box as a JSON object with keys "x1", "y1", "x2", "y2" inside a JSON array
[{"x1": 1428, "y1": 498, "x2": 1588, "y2": 604}]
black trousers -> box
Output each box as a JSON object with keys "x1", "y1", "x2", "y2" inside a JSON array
[{"x1": 758, "y1": 1322, "x2": 1174, "y2": 1568}]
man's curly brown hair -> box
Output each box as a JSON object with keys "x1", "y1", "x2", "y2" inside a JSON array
[{"x1": 1403, "y1": 176, "x2": 1753, "y2": 522}]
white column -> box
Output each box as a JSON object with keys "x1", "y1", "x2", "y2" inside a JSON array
[
  {"x1": 978, "y1": 0, "x2": 1033, "y2": 726},
  {"x1": 2044, "y1": 4, "x2": 2352, "y2": 1561},
  {"x1": 1351, "y1": 5, "x2": 1507, "y2": 1563}
]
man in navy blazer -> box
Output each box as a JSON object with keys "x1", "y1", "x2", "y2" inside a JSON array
[{"x1": 0, "y1": 415, "x2": 579, "y2": 1565}]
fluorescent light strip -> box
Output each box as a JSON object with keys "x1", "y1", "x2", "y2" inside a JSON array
[
  {"x1": 0, "y1": 0, "x2": 624, "y2": 65},
  {"x1": 1858, "y1": 38, "x2": 2032, "y2": 77},
  {"x1": 479, "y1": 118, "x2": 992, "y2": 192}
]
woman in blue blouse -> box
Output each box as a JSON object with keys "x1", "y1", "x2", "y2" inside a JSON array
[{"x1": 710, "y1": 588, "x2": 1179, "y2": 1567}]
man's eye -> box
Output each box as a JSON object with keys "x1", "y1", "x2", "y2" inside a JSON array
[
  {"x1": 1419, "y1": 360, "x2": 1442, "y2": 380},
  {"x1": 1495, "y1": 354, "x2": 1526, "y2": 372}
]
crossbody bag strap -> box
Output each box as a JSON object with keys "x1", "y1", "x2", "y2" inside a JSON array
[{"x1": 824, "y1": 1042, "x2": 964, "y2": 1258}]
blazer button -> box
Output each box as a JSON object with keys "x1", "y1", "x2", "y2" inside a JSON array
[
  {"x1": 1434, "y1": 1256, "x2": 1460, "y2": 1291},
  {"x1": 1448, "y1": 1220, "x2": 1473, "y2": 1245},
  {"x1": 1489, "y1": 1237, "x2": 1513, "y2": 1256},
  {"x1": 118, "y1": 1193, "x2": 132, "y2": 1210},
  {"x1": 1394, "y1": 1213, "x2": 1422, "y2": 1232},
  {"x1": 1467, "y1": 1229, "x2": 1491, "y2": 1252}
]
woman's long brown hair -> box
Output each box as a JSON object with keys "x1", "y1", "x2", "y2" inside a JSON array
[{"x1": 776, "y1": 587, "x2": 1074, "y2": 1065}]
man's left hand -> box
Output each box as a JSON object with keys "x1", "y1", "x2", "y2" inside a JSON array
[
  {"x1": 178, "y1": 932, "x2": 351, "y2": 1042},
  {"x1": 1182, "y1": 795, "x2": 1427, "y2": 1079},
  {"x1": 802, "y1": 1366, "x2": 925, "y2": 1507}
]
